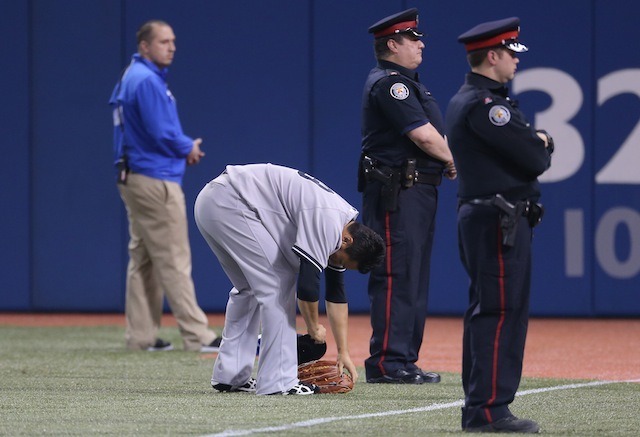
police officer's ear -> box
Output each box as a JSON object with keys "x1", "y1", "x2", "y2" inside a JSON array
[
  {"x1": 487, "y1": 49, "x2": 501, "y2": 66},
  {"x1": 387, "y1": 38, "x2": 400, "y2": 54}
]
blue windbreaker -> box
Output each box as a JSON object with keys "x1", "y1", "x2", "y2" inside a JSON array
[{"x1": 109, "y1": 54, "x2": 193, "y2": 184}]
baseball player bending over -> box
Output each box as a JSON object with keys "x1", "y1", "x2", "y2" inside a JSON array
[{"x1": 194, "y1": 163, "x2": 385, "y2": 395}]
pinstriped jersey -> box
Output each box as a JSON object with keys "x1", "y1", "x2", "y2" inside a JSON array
[{"x1": 224, "y1": 164, "x2": 359, "y2": 271}]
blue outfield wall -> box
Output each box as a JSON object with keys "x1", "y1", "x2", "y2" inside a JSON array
[{"x1": 1, "y1": 0, "x2": 638, "y2": 316}]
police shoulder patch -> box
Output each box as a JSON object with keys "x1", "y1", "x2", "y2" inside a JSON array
[
  {"x1": 390, "y1": 83, "x2": 410, "y2": 100},
  {"x1": 488, "y1": 105, "x2": 511, "y2": 126}
]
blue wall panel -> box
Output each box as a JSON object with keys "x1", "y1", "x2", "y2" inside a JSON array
[
  {"x1": 119, "y1": 1, "x2": 314, "y2": 308},
  {"x1": 592, "y1": 0, "x2": 640, "y2": 315},
  {"x1": 0, "y1": 1, "x2": 30, "y2": 309},
  {"x1": 30, "y1": 0, "x2": 125, "y2": 310},
  {"x1": 2, "y1": 0, "x2": 638, "y2": 315}
]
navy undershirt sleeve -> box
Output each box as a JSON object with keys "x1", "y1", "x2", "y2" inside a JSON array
[
  {"x1": 325, "y1": 266, "x2": 347, "y2": 303},
  {"x1": 297, "y1": 257, "x2": 321, "y2": 302}
]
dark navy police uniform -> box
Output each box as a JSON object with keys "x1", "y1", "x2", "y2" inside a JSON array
[
  {"x1": 359, "y1": 8, "x2": 445, "y2": 384},
  {"x1": 445, "y1": 17, "x2": 552, "y2": 433}
]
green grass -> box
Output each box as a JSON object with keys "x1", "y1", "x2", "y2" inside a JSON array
[{"x1": 1, "y1": 325, "x2": 638, "y2": 436}]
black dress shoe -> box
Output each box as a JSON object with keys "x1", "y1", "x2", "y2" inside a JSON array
[
  {"x1": 464, "y1": 416, "x2": 540, "y2": 433},
  {"x1": 366, "y1": 369, "x2": 424, "y2": 384},
  {"x1": 410, "y1": 368, "x2": 441, "y2": 383}
]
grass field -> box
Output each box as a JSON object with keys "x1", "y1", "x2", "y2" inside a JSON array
[{"x1": 1, "y1": 325, "x2": 639, "y2": 436}]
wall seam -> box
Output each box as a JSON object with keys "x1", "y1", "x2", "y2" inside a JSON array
[
  {"x1": 308, "y1": 0, "x2": 315, "y2": 173},
  {"x1": 27, "y1": 0, "x2": 35, "y2": 310}
]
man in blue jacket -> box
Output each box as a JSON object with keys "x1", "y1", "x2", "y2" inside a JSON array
[{"x1": 109, "y1": 20, "x2": 218, "y2": 352}]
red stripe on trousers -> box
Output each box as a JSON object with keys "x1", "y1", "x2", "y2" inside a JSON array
[
  {"x1": 484, "y1": 224, "x2": 506, "y2": 423},
  {"x1": 378, "y1": 211, "x2": 393, "y2": 375}
]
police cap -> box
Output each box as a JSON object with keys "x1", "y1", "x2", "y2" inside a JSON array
[
  {"x1": 368, "y1": 8, "x2": 423, "y2": 39},
  {"x1": 458, "y1": 17, "x2": 528, "y2": 53}
]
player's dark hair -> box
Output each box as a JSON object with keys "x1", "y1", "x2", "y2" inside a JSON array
[
  {"x1": 136, "y1": 19, "x2": 170, "y2": 45},
  {"x1": 345, "y1": 222, "x2": 385, "y2": 274}
]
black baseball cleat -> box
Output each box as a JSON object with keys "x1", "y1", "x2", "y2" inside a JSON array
[
  {"x1": 464, "y1": 416, "x2": 540, "y2": 433},
  {"x1": 212, "y1": 378, "x2": 257, "y2": 393},
  {"x1": 267, "y1": 381, "x2": 320, "y2": 395},
  {"x1": 366, "y1": 369, "x2": 424, "y2": 384}
]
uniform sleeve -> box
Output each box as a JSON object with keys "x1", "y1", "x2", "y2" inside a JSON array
[
  {"x1": 297, "y1": 257, "x2": 321, "y2": 302},
  {"x1": 467, "y1": 99, "x2": 550, "y2": 177},
  {"x1": 371, "y1": 76, "x2": 429, "y2": 135},
  {"x1": 324, "y1": 266, "x2": 346, "y2": 304},
  {"x1": 292, "y1": 209, "x2": 346, "y2": 271},
  {"x1": 135, "y1": 77, "x2": 193, "y2": 158}
]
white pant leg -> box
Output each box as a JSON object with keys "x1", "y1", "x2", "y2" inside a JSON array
[
  {"x1": 195, "y1": 177, "x2": 298, "y2": 394},
  {"x1": 212, "y1": 287, "x2": 260, "y2": 387}
]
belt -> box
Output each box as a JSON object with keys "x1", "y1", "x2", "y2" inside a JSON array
[
  {"x1": 362, "y1": 156, "x2": 442, "y2": 187},
  {"x1": 412, "y1": 171, "x2": 442, "y2": 186},
  {"x1": 461, "y1": 195, "x2": 545, "y2": 228},
  {"x1": 464, "y1": 197, "x2": 530, "y2": 216}
]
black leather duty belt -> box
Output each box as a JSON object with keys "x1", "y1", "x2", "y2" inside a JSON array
[
  {"x1": 411, "y1": 171, "x2": 442, "y2": 186},
  {"x1": 461, "y1": 194, "x2": 545, "y2": 229},
  {"x1": 362, "y1": 156, "x2": 442, "y2": 187}
]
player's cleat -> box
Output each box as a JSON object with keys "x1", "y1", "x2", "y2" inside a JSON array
[
  {"x1": 212, "y1": 378, "x2": 257, "y2": 393},
  {"x1": 200, "y1": 337, "x2": 222, "y2": 353},
  {"x1": 146, "y1": 338, "x2": 174, "y2": 352},
  {"x1": 366, "y1": 369, "x2": 424, "y2": 384},
  {"x1": 268, "y1": 382, "x2": 320, "y2": 395},
  {"x1": 464, "y1": 416, "x2": 540, "y2": 433}
]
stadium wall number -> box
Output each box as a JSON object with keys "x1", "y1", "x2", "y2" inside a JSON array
[{"x1": 514, "y1": 68, "x2": 640, "y2": 279}]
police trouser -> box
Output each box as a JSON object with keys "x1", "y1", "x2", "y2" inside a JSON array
[
  {"x1": 362, "y1": 178, "x2": 438, "y2": 378},
  {"x1": 457, "y1": 202, "x2": 533, "y2": 429}
]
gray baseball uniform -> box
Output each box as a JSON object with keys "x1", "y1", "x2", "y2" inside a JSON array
[{"x1": 194, "y1": 163, "x2": 358, "y2": 395}]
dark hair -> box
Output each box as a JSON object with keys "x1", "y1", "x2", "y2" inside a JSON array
[
  {"x1": 373, "y1": 34, "x2": 410, "y2": 59},
  {"x1": 466, "y1": 47, "x2": 491, "y2": 68},
  {"x1": 344, "y1": 222, "x2": 385, "y2": 274},
  {"x1": 136, "y1": 20, "x2": 170, "y2": 45},
  {"x1": 467, "y1": 47, "x2": 511, "y2": 68}
]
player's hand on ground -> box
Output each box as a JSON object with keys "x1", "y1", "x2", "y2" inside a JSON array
[{"x1": 336, "y1": 353, "x2": 358, "y2": 383}]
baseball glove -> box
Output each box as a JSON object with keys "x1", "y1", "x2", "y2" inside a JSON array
[{"x1": 297, "y1": 360, "x2": 354, "y2": 394}]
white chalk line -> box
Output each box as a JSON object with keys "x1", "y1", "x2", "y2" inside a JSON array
[{"x1": 203, "y1": 378, "x2": 640, "y2": 437}]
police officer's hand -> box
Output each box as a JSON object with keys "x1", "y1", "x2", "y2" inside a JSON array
[
  {"x1": 445, "y1": 160, "x2": 457, "y2": 180},
  {"x1": 187, "y1": 138, "x2": 205, "y2": 165},
  {"x1": 536, "y1": 130, "x2": 554, "y2": 154}
]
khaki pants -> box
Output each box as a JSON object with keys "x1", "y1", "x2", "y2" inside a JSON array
[{"x1": 118, "y1": 173, "x2": 216, "y2": 351}]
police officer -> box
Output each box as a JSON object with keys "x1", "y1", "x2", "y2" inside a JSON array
[
  {"x1": 359, "y1": 8, "x2": 456, "y2": 384},
  {"x1": 445, "y1": 17, "x2": 553, "y2": 433}
]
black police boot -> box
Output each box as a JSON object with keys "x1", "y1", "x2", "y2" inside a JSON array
[
  {"x1": 464, "y1": 416, "x2": 540, "y2": 433},
  {"x1": 366, "y1": 369, "x2": 424, "y2": 384},
  {"x1": 408, "y1": 367, "x2": 441, "y2": 383}
]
